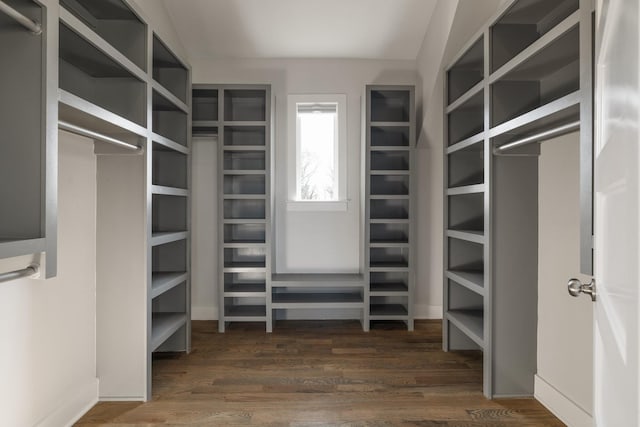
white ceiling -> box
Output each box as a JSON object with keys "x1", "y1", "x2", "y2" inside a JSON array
[{"x1": 161, "y1": 0, "x2": 438, "y2": 60}]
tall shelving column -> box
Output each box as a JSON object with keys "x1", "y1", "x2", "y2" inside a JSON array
[
  {"x1": 219, "y1": 86, "x2": 272, "y2": 333},
  {"x1": 365, "y1": 86, "x2": 415, "y2": 331},
  {"x1": 149, "y1": 33, "x2": 191, "y2": 394},
  {"x1": 444, "y1": 0, "x2": 592, "y2": 398},
  {"x1": 443, "y1": 33, "x2": 488, "y2": 384}
]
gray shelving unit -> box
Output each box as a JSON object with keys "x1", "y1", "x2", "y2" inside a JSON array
[
  {"x1": 443, "y1": 0, "x2": 593, "y2": 398},
  {"x1": 193, "y1": 84, "x2": 272, "y2": 333},
  {"x1": 57, "y1": 0, "x2": 191, "y2": 401},
  {"x1": 149, "y1": 27, "x2": 191, "y2": 392},
  {"x1": 364, "y1": 85, "x2": 415, "y2": 331},
  {"x1": 0, "y1": 0, "x2": 58, "y2": 277}
]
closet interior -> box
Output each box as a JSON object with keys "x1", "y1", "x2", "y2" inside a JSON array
[{"x1": 443, "y1": 0, "x2": 593, "y2": 398}]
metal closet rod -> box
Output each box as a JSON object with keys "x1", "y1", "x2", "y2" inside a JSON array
[
  {"x1": 0, "y1": 264, "x2": 39, "y2": 284},
  {"x1": 0, "y1": 0, "x2": 42, "y2": 35},
  {"x1": 494, "y1": 121, "x2": 581, "y2": 155},
  {"x1": 59, "y1": 121, "x2": 143, "y2": 152}
]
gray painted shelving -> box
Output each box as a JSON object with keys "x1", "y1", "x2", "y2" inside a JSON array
[
  {"x1": 443, "y1": 0, "x2": 593, "y2": 398},
  {"x1": 57, "y1": 0, "x2": 191, "y2": 400},
  {"x1": 364, "y1": 85, "x2": 415, "y2": 331},
  {"x1": 193, "y1": 84, "x2": 273, "y2": 333},
  {"x1": 0, "y1": 0, "x2": 58, "y2": 277}
]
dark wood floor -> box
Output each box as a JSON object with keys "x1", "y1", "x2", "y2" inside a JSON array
[{"x1": 76, "y1": 320, "x2": 563, "y2": 426}]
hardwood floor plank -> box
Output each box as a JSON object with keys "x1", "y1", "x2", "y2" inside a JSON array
[{"x1": 75, "y1": 320, "x2": 564, "y2": 426}]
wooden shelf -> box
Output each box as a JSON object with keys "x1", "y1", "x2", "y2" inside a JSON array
[
  {"x1": 151, "y1": 185, "x2": 188, "y2": 197},
  {"x1": 370, "y1": 304, "x2": 409, "y2": 318}
]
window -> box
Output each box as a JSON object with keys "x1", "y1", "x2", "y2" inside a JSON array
[{"x1": 287, "y1": 94, "x2": 347, "y2": 211}]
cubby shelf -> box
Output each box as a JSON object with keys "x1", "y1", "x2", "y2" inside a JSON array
[
  {"x1": 193, "y1": 85, "x2": 272, "y2": 333},
  {"x1": 150, "y1": 313, "x2": 187, "y2": 351},
  {"x1": 446, "y1": 310, "x2": 484, "y2": 347},
  {"x1": 444, "y1": 0, "x2": 592, "y2": 400},
  {"x1": 151, "y1": 272, "x2": 188, "y2": 299},
  {"x1": 446, "y1": 270, "x2": 485, "y2": 296},
  {"x1": 151, "y1": 186, "x2": 188, "y2": 197}
]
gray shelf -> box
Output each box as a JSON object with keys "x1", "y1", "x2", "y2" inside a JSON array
[
  {"x1": 151, "y1": 185, "x2": 188, "y2": 197},
  {"x1": 153, "y1": 90, "x2": 188, "y2": 146},
  {"x1": 446, "y1": 270, "x2": 485, "y2": 296},
  {"x1": 192, "y1": 88, "x2": 218, "y2": 122},
  {"x1": 60, "y1": 0, "x2": 147, "y2": 71},
  {"x1": 272, "y1": 292, "x2": 364, "y2": 309},
  {"x1": 447, "y1": 91, "x2": 484, "y2": 146},
  {"x1": 272, "y1": 273, "x2": 365, "y2": 288},
  {"x1": 151, "y1": 272, "x2": 189, "y2": 299},
  {"x1": 153, "y1": 34, "x2": 188, "y2": 103},
  {"x1": 491, "y1": 25, "x2": 579, "y2": 127},
  {"x1": 490, "y1": 0, "x2": 579, "y2": 73},
  {"x1": 151, "y1": 313, "x2": 187, "y2": 351},
  {"x1": 446, "y1": 310, "x2": 484, "y2": 347},
  {"x1": 446, "y1": 230, "x2": 486, "y2": 245},
  {"x1": 59, "y1": 22, "x2": 147, "y2": 127},
  {"x1": 448, "y1": 35, "x2": 484, "y2": 105},
  {"x1": 150, "y1": 231, "x2": 188, "y2": 246}
]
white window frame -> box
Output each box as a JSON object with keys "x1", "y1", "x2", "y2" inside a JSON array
[{"x1": 287, "y1": 94, "x2": 348, "y2": 211}]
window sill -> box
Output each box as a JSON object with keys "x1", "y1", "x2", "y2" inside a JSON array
[{"x1": 286, "y1": 200, "x2": 349, "y2": 212}]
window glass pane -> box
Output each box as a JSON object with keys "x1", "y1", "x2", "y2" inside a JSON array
[{"x1": 297, "y1": 103, "x2": 338, "y2": 201}]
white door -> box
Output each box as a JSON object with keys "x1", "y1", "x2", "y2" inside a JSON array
[{"x1": 593, "y1": 0, "x2": 640, "y2": 424}]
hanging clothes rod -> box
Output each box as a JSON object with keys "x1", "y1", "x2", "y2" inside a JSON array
[
  {"x1": 0, "y1": 0, "x2": 42, "y2": 34},
  {"x1": 494, "y1": 121, "x2": 581, "y2": 155},
  {"x1": 0, "y1": 264, "x2": 39, "y2": 284},
  {"x1": 59, "y1": 121, "x2": 143, "y2": 152}
]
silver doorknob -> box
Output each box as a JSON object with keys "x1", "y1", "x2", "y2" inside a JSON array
[{"x1": 567, "y1": 278, "x2": 596, "y2": 301}]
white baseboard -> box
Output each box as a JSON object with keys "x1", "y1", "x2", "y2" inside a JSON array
[
  {"x1": 534, "y1": 375, "x2": 593, "y2": 427},
  {"x1": 35, "y1": 378, "x2": 98, "y2": 427},
  {"x1": 414, "y1": 304, "x2": 442, "y2": 319},
  {"x1": 192, "y1": 305, "x2": 218, "y2": 320}
]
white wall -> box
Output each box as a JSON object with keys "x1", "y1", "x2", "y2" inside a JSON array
[
  {"x1": 132, "y1": 0, "x2": 190, "y2": 64},
  {"x1": 191, "y1": 136, "x2": 218, "y2": 320},
  {"x1": 0, "y1": 132, "x2": 98, "y2": 427},
  {"x1": 190, "y1": 58, "x2": 421, "y2": 316},
  {"x1": 414, "y1": 0, "x2": 504, "y2": 318},
  {"x1": 535, "y1": 134, "x2": 593, "y2": 426}
]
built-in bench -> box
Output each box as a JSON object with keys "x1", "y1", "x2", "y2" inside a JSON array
[{"x1": 271, "y1": 273, "x2": 368, "y2": 330}]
